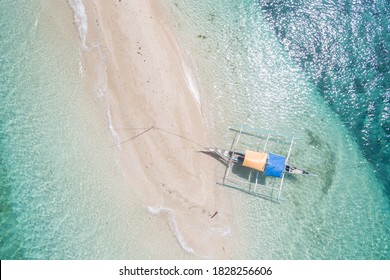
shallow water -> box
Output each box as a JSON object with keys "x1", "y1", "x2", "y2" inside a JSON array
[
  {"x1": 1, "y1": 0, "x2": 388, "y2": 259},
  {"x1": 257, "y1": 0, "x2": 390, "y2": 193},
  {"x1": 166, "y1": 0, "x2": 390, "y2": 259},
  {"x1": 0, "y1": 0, "x2": 190, "y2": 259}
]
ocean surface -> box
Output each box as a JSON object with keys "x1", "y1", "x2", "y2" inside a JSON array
[
  {"x1": 1, "y1": 0, "x2": 389, "y2": 259},
  {"x1": 166, "y1": 0, "x2": 390, "y2": 259},
  {"x1": 0, "y1": 0, "x2": 190, "y2": 259}
]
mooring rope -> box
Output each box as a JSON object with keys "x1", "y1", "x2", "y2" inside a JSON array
[{"x1": 111, "y1": 126, "x2": 208, "y2": 149}]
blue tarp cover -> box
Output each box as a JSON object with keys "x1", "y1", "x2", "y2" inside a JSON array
[{"x1": 264, "y1": 153, "x2": 286, "y2": 178}]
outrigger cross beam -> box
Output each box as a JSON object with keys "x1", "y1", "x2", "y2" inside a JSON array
[{"x1": 203, "y1": 125, "x2": 314, "y2": 202}]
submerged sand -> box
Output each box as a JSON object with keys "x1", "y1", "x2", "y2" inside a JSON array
[{"x1": 76, "y1": 0, "x2": 233, "y2": 258}]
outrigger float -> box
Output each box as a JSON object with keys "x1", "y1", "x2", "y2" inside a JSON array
[{"x1": 203, "y1": 125, "x2": 315, "y2": 202}]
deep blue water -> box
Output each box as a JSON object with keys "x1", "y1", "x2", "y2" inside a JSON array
[
  {"x1": 258, "y1": 0, "x2": 390, "y2": 191},
  {"x1": 1, "y1": 0, "x2": 389, "y2": 259},
  {"x1": 167, "y1": 0, "x2": 390, "y2": 258}
]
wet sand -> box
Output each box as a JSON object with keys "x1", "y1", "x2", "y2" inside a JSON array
[{"x1": 79, "y1": 0, "x2": 233, "y2": 258}]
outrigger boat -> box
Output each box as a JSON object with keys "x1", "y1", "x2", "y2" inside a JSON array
[
  {"x1": 206, "y1": 148, "x2": 312, "y2": 175},
  {"x1": 203, "y1": 125, "x2": 315, "y2": 201}
]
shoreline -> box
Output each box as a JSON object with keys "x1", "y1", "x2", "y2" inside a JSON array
[{"x1": 77, "y1": 0, "x2": 233, "y2": 258}]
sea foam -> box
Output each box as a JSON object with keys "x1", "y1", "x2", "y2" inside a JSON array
[
  {"x1": 180, "y1": 52, "x2": 201, "y2": 105},
  {"x1": 67, "y1": 0, "x2": 88, "y2": 48},
  {"x1": 93, "y1": 43, "x2": 121, "y2": 149},
  {"x1": 68, "y1": 0, "x2": 121, "y2": 149},
  {"x1": 147, "y1": 206, "x2": 195, "y2": 254}
]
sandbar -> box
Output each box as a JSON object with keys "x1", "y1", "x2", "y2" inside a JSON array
[{"x1": 80, "y1": 0, "x2": 233, "y2": 258}]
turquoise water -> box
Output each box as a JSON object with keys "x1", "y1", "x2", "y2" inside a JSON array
[
  {"x1": 0, "y1": 0, "x2": 190, "y2": 259},
  {"x1": 1, "y1": 0, "x2": 389, "y2": 259},
  {"x1": 166, "y1": 0, "x2": 390, "y2": 258},
  {"x1": 258, "y1": 0, "x2": 390, "y2": 194}
]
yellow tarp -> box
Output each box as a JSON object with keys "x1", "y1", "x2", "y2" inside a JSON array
[{"x1": 242, "y1": 150, "x2": 267, "y2": 172}]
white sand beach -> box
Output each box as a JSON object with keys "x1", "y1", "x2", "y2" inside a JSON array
[{"x1": 78, "y1": 0, "x2": 234, "y2": 258}]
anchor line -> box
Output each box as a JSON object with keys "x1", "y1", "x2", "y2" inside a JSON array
[{"x1": 110, "y1": 126, "x2": 208, "y2": 149}]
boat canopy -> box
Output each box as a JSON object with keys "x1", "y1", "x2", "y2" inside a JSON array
[
  {"x1": 242, "y1": 150, "x2": 267, "y2": 172},
  {"x1": 222, "y1": 126, "x2": 298, "y2": 201},
  {"x1": 243, "y1": 151, "x2": 287, "y2": 178},
  {"x1": 264, "y1": 153, "x2": 286, "y2": 178}
]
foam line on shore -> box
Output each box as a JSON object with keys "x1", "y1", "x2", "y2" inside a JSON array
[
  {"x1": 67, "y1": 0, "x2": 88, "y2": 48},
  {"x1": 92, "y1": 42, "x2": 121, "y2": 149},
  {"x1": 68, "y1": 0, "x2": 121, "y2": 149},
  {"x1": 147, "y1": 206, "x2": 195, "y2": 255},
  {"x1": 180, "y1": 55, "x2": 201, "y2": 105},
  {"x1": 67, "y1": 0, "x2": 233, "y2": 258}
]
